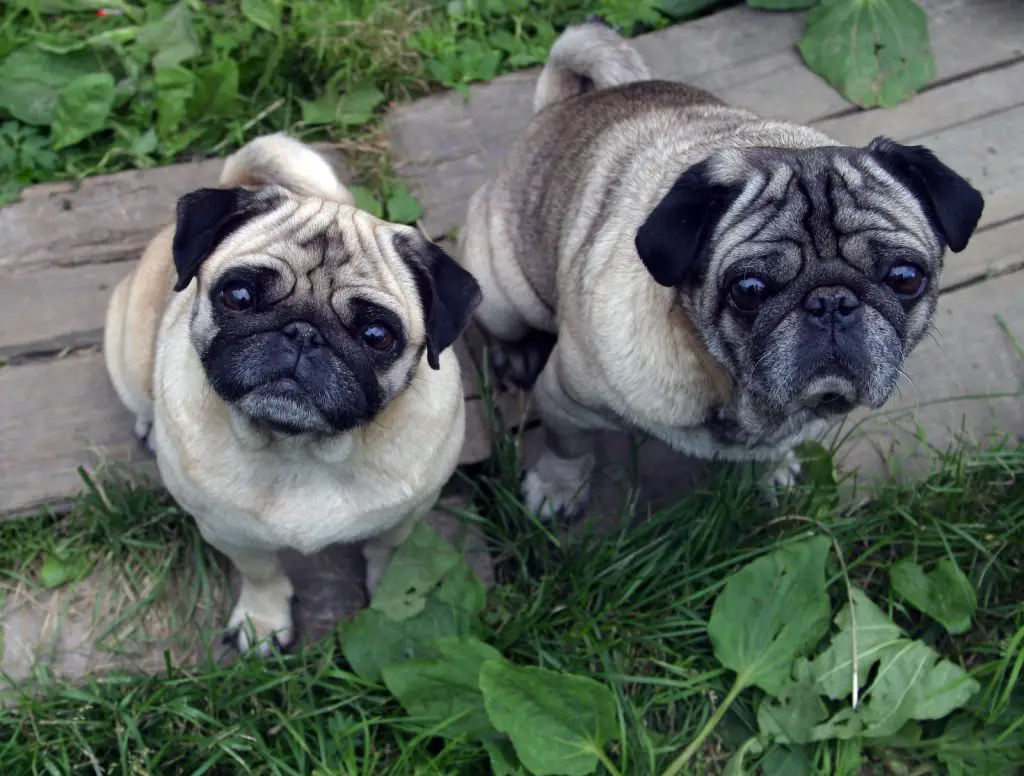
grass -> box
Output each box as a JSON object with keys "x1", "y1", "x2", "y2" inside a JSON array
[
  {"x1": 0, "y1": 0, "x2": 730, "y2": 205},
  {"x1": 0, "y1": 416, "x2": 1021, "y2": 774}
]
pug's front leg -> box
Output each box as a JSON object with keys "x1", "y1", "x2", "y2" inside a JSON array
[
  {"x1": 213, "y1": 540, "x2": 296, "y2": 655},
  {"x1": 522, "y1": 429, "x2": 596, "y2": 521},
  {"x1": 522, "y1": 356, "x2": 599, "y2": 521}
]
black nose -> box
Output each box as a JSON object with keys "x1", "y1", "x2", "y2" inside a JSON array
[
  {"x1": 282, "y1": 321, "x2": 325, "y2": 349},
  {"x1": 804, "y1": 286, "x2": 861, "y2": 330}
]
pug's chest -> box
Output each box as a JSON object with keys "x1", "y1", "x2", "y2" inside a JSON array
[
  {"x1": 645, "y1": 411, "x2": 823, "y2": 464},
  {"x1": 153, "y1": 424, "x2": 416, "y2": 553}
]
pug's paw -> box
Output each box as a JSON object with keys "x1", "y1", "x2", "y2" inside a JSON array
[
  {"x1": 762, "y1": 450, "x2": 802, "y2": 507},
  {"x1": 521, "y1": 450, "x2": 594, "y2": 522},
  {"x1": 226, "y1": 577, "x2": 296, "y2": 656}
]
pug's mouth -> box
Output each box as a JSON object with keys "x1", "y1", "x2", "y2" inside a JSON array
[
  {"x1": 798, "y1": 375, "x2": 859, "y2": 417},
  {"x1": 235, "y1": 378, "x2": 333, "y2": 435}
]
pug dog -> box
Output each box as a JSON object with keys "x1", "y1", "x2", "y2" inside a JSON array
[
  {"x1": 104, "y1": 133, "x2": 482, "y2": 653},
  {"x1": 458, "y1": 19, "x2": 984, "y2": 520}
]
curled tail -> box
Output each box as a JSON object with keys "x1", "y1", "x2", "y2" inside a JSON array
[
  {"x1": 219, "y1": 132, "x2": 355, "y2": 205},
  {"x1": 533, "y1": 17, "x2": 650, "y2": 114}
]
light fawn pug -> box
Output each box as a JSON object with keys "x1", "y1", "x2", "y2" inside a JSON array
[
  {"x1": 458, "y1": 19, "x2": 984, "y2": 520},
  {"x1": 104, "y1": 133, "x2": 482, "y2": 652}
]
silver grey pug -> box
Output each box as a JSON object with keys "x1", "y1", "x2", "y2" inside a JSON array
[{"x1": 457, "y1": 19, "x2": 984, "y2": 519}]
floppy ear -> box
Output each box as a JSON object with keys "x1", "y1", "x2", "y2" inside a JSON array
[
  {"x1": 171, "y1": 187, "x2": 270, "y2": 291},
  {"x1": 634, "y1": 159, "x2": 740, "y2": 287},
  {"x1": 868, "y1": 136, "x2": 984, "y2": 253},
  {"x1": 395, "y1": 235, "x2": 483, "y2": 370}
]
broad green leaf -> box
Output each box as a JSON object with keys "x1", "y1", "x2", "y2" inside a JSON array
[
  {"x1": 720, "y1": 737, "x2": 763, "y2": 776},
  {"x1": 870, "y1": 721, "x2": 922, "y2": 748},
  {"x1": 241, "y1": 0, "x2": 281, "y2": 33},
  {"x1": 833, "y1": 738, "x2": 864, "y2": 776},
  {"x1": 342, "y1": 529, "x2": 485, "y2": 683},
  {"x1": 299, "y1": 94, "x2": 340, "y2": 126},
  {"x1": 434, "y1": 559, "x2": 487, "y2": 618},
  {"x1": 708, "y1": 536, "x2": 832, "y2": 695},
  {"x1": 758, "y1": 745, "x2": 813, "y2": 776},
  {"x1": 187, "y1": 59, "x2": 240, "y2": 120},
  {"x1": 0, "y1": 46, "x2": 106, "y2": 126},
  {"x1": 381, "y1": 636, "x2": 505, "y2": 736},
  {"x1": 480, "y1": 661, "x2": 620, "y2": 776},
  {"x1": 371, "y1": 522, "x2": 463, "y2": 621},
  {"x1": 747, "y1": 0, "x2": 816, "y2": 9},
  {"x1": 797, "y1": 0, "x2": 934, "y2": 108},
  {"x1": 386, "y1": 183, "x2": 423, "y2": 225},
  {"x1": 757, "y1": 663, "x2": 830, "y2": 744},
  {"x1": 338, "y1": 86, "x2": 386, "y2": 127},
  {"x1": 890, "y1": 558, "x2": 977, "y2": 635},
  {"x1": 51, "y1": 72, "x2": 115, "y2": 150},
  {"x1": 484, "y1": 737, "x2": 527, "y2": 775},
  {"x1": 935, "y1": 713, "x2": 1024, "y2": 774},
  {"x1": 805, "y1": 587, "x2": 979, "y2": 739},
  {"x1": 38, "y1": 552, "x2": 93, "y2": 589},
  {"x1": 131, "y1": 129, "x2": 158, "y2": 157},
  {"x1": 340, "y1": 595, "x2": 474, "y2": 683},
  {"x1": 155, "y1": 66, "x2": 195, "y2": 138},
  {"x1": 809, "y1": 588, "x2": 902, "y2": 700},
  {"x1": 857, "y1": 640, "x2": 980, "y2": 738},
  {"x1": 137, "y1": 3, "x2": 200, "y2": 70},
  {"x1": 350, "y1": 186, "x2": 383, "y2": 218}
]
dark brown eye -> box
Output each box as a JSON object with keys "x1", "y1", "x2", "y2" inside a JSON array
[
  {"x1": 361, "y1": 323, "x2": 396, "y2": 352},
  {"x1": 729, "y1": 276, "x2": 769, "y2": 314},
  {"x1": 218, "y1": 281, "x2": 255, "y2": 312},
  {"x1": 885, "y1": 264, "x2": 927, "y2": 300}
]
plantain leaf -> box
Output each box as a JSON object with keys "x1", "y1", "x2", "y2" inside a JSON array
[
  {"x1": 480, "y1": 661, "x2": 620, "y2": 776},
  {"x1": 797, "y1": 0, "x2": 934, "y2": 108},
  {"x1": 891, "y1": 557, "x2": 977, "y2": 635},
  {"x1": 708, "y1": 536, "x2": 832, "y2": 696}
]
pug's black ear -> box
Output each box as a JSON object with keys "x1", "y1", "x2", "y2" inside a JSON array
[
  {"x1": 868, "y1": 137, "x2": 984, "y2": 254},
  {"x1": 172, "y1": 187, "x2": 270, "y2": 292},
  {"x1": 395, "y1": 234, "x2": 483, "y2": 370},
  {"x1": 635, "y1": 159, "x2": 740, "y2": 287}
]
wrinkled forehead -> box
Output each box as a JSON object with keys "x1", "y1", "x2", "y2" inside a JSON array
[
  {"x1": 200, "y1": 194, "x2": 419, "y2": 308},
  {"x1": 708, "y1": 146, "x2": 941, "y2": 277}
]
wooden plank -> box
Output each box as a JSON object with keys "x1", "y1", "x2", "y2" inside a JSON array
[
  {"x1": 837, "y1": 271, "x2": 1024, "y2": 482},
  {"x1": 389, "y1": 0, "x2": 1024, "y2": 240},
  {"x1": 0, "y1": 354, "x2": 156, "y2": 516},
  {"x1": 0, "y1": 262, "x2": 126, "y2": 358},
  {"x1": 815, "y1": 60, "x2": 1024, "y2": 146},
  {"x1": 0, "y1": 160, "x2": 224, "y2": 275},
  {"x1": 0, "y1": 352, "x2": 499, "y2": 517},
  {"x1": 940, "y1": 216, "x2": 1024, "y2": 291},
  {"x1": 913, "y1": 104, "x2": 1024, "y2": 230}
]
